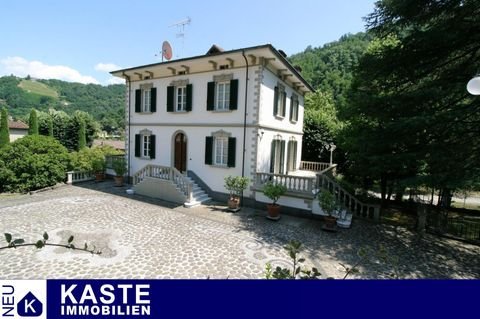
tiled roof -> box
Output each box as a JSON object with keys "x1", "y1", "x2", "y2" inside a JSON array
[{"x1": 8, "y1": 120, "x2": 29, "y2": 130}]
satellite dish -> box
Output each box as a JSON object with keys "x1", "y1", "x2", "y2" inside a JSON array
[{"x1": 162, "y1": 41, "x2": 173, "y2": 61}]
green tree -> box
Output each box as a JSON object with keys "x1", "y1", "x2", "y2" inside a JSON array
[
  {"x1": 0, "y1": 107, "x2": 9, "y2": 148},
  {"x1": 0, "y1": 135, "x2": 69, "y2": 192},
  {"x1": 341, "y1": 0, "x2": 480, "y2": 206},
  {"x1": 77, "y1": 119, "x2": 86, "y2": 150},
  {"x1": 28, "y1": 109, "x2": 39, "y2": 135},
  {"x1": 47, "y1": 115, "x2": 53, "y2": 137},
  {"x1": 302, "y1": 91, "x2": 343, "y2": 163}
]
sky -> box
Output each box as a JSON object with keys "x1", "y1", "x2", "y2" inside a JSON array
[{"x1": 0, "y1": 0, "x2": 377, "y2": 86}]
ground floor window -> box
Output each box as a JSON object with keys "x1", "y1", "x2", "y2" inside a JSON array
[{"x1": 135, "y1": 131, "x2": 156, "y2": 159}]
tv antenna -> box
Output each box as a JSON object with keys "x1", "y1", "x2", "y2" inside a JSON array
[{"x1": 169, "y1": 17, "x2": 191, "y2": 57}]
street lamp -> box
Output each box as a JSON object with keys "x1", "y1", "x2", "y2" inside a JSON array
[
  {"x1": 467, "y1": 75, "x2": 480, "y2": 95},
  {"x1": 327, "y1": 143, "x2": 336, "y2": 166}
]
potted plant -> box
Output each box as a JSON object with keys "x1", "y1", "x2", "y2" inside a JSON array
[
  {"x1": 92, "y1": 157, "x2": 106, "y2": 182},
  {"x1": 263, "y1": 182, "x2": 287, "y2": 220},
  {"x1": 112, "y1": 157, "x2": 127, "y2": 186},
  {"x1": 318, "y1": 189, "x2": 337, "y2": 231},
  {"x1": 224, "y1": 175, "x2": 250, "y2": 211}
]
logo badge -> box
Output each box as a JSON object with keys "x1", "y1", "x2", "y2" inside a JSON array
[{"x1": 17, "y1": 292, "x2": 43, "y2": 317}]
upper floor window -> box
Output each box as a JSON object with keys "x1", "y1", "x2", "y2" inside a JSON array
[
  {"x1": 273, "y1": 85, "x2": 286, "y2": 118},
  {"x1": 290, "y1": 94, "x2": 299, "y2": 122},
  {"x1": 176, "y1": 86, "x2": 187, "y2": 112},
  {"x1": 135, "y1": 86, "x2": 157, "y2": 113},
  {"x1": 143, "y1": 89, "x2": 151, "y2": 112},
  {"x1": 216, "y1": 81, "x2": 230, "y2": 111},
  {"x1": 167, "y1": 84, "x2": 192, "y2": 112},
  {"x1": 207, "y1": 79, "x2": 238, "y2": 111}
]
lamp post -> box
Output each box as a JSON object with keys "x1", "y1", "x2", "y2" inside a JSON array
[
  {"x1": 467, "y1": 75, "x2": 480, "y2": 95},
  {"x1": 328, "y1": 143, "x2": 336, "y2": 166}
]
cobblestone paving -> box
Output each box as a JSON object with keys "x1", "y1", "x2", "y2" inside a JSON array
[{"x1": 0, "y1": 182, "x2": 479, "y2": 279}]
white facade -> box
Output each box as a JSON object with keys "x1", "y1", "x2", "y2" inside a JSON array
[
  {"x1": 112, "y1": 44, "x2": 313, "y2": 202},
  {"x1": 9, "y1": 128, "x2": 28, "y2": 142}
]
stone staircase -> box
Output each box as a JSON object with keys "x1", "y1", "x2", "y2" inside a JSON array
[
  {"x1": 132, "y1": 165, "x2": 210, "y2": 208},
  {"x1": 183, "y1": 176, "x2": 211, "y2": 208}
]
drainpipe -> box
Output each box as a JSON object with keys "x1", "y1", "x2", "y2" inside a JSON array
[
  {"x1": 241, "y1": 50, "x2": 249, "y2": 205},
  {"x1": 123, "y1": 72, "x2": 131, "y2": 183}
]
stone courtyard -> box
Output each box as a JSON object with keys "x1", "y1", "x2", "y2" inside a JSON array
[{"x1": 0, "y1": 181, "x2": 479, "y2": 279}]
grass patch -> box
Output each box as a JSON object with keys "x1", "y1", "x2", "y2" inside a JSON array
[{"x1": 18, "y1": 80, "x2": 59, "y2": 98}]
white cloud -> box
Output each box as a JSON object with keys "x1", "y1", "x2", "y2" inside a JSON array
[
  {"x1": 94, "y1": 62, "x2": 121, "y2": 72},
  {"x1": 0, "y1": 56, "x2": 99, "y2": 84},
  {"x1": 106, "y1": 76, "x2": 125, "y2": 85}
]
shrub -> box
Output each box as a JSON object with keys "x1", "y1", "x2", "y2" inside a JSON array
[
  {"x1": 224, "y1": 175, "x2": 250, "y2": 199},
  {"x1": 112, "y1": 157, "x2": 127, "y2": 176},
  {"x1": 0, "y1": 135, "x2": 69, "y2": 192},
  {"x1": 69, "y1": 146, "x2": 114, "y2": 172},
  {"x1": 0, "y1": 107, "x2": 9, "y2": 148},
  {"x1": 263, "y1": 182, "x2": 287, "y2": 205}
]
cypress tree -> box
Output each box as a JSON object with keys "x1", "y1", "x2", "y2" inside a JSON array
[
  {"x1": 77, "y1": 120, "x2": 86, "y2": 150},
  {"x1": 47, "y1": 116, "x2": 54, "y2": 137},
  {"x1": 28, "y1": 109, "x2": 39, "y2": 135},
  {"x1": 0, "y1": 107, "x2": 10, "y2": 147}
]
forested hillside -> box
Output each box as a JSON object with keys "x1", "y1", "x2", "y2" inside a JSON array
[
  {"x1": 289, "y1": 32, "x2": 371, "y2": 109},
  {"x1": 288, "y1": 33, "x2": 371, "y2": 164},
  {"x1": 0, "y1": 75, "x2": 124, "y2": 132}
]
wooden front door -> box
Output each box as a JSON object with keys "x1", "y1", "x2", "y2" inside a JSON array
[{"x1": 174, "y1": 133, "x2": 187, "y2": 172}]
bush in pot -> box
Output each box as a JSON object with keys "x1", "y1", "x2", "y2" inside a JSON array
[
  {"x1": 263, "y1": 182, "x2": 287, "y2": 219},
  {"x1": 224, "y1": 175, "x2": 250, "y2": 210},
  {"x1": 112, "y1": 157, "x2": 127, "y2": 186},
  {"x1": 91, "y1": 157, "x2": 106, "y2": 182},
  {"x1": 318, "y1": 189, "x2": 338, "y2": 230}
]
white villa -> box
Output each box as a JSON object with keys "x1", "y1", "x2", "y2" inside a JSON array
[{"x1": 111, "y1": 44, "x2": 379, "y2": 219}]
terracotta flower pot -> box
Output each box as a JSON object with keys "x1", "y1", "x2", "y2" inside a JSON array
[
  {"x1": 267, "y1": 204, "x2": 281, "y2": 218},
  {"x1": 228, "y1": 196, "x2": 240, "y2": 210},
  {"x1": 95, "y1": 172, "x2": 105, "y2": 182},
  {"x1": 114, "y1": 175, "x2": 124, "y2": 187}
]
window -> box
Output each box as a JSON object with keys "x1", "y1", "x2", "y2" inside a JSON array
[
  {"x1": 176, "y1": 86, "x2": 187, "y2": 112},
  {"x1": 142, "y1": 135, "x2": 151, "y2": 157},
  {"x1": 214, "y1": 136, "x2": 228, "y2": 166},
  {"x1": 167, "y1": 84, "x2": 192, "y2": 112},
  {"x1": 216, "y1": 82, "x2": 230, "y2": 111},
  {"x1": 206, "y1": 79, "x2": 238, "y2": 111},
  {"x1": 143, "y1": 89, "x2": 151, "y2": 112},
  {"x1": 270, "y1": 138, "x2": 286, "y2": 174},
  {"x1": 287, "y1": 139, "x2": 298, "y2": 172},
  {"x1": 135, "y1": 87, "x2": 156, "y2": 113},
  {"x1": 290, "y1": 94, "x2": 299, "y2": 122},
  {"x1": 135, "y1": 132, "x2": 156, "y2": 159},
  {"x1": 205, "y1": 134, "x2": 236, "y2": 167},
  {"x1": 274, "y1": 86, "x2": 287, "y2": 118}
]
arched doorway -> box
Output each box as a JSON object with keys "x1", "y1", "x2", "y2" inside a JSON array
[{"x1": 174, "y1": 132, "x2": 187, "y2": 173}]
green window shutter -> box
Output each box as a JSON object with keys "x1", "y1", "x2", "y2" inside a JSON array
[
  {"x1": 229, "y1": 79, "x2": 238, "y2": 110},
  {"x1": 186, "y1": 84, "x2": 193, "y2": 112},
  {"x1": 149, "y1": 135, "x2": 156, "y2": 159},
  {"x1": 205, "y1": 136, "x2": 213, "y2": 165},
  {"x1": 282, "y1": 92, "x2": 286, "y2": 117},
  {"x1": 279, "y1": 140, "x2": 286, "y2": 174},
  {"x1": 167, "y1": 86, "x2": 174, "y2": 112},
  {"x1": 269, "y1": 140, "x2": 276, "y2": 173},
  {"x1": 150, "y1": 88, "x2": 157, "y2": 112},
  {"x1": 295, "y1": 99, "x2": 299, "y2": 122},
  {"x1": 273, "y1": 86, "x2": 278, "y2": 116},
  {"x1": 227, "y1": 137, "x2": 236, "y2": 168},
  {"x1": 289, "y1": 95, "x2": 294, "y2": 121},
  {"x1": 207, "y1": 81, "x2": 215, "y2": 111},
  {"x1": 293, "y1": 141, "x2": 297, "y2": 171},
  {"x1": 135, "y1": 134, "x2": 141, "y2": 157},
  {"x1": 135, "y1": 89, "x2": 141, "y2": 112}
]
